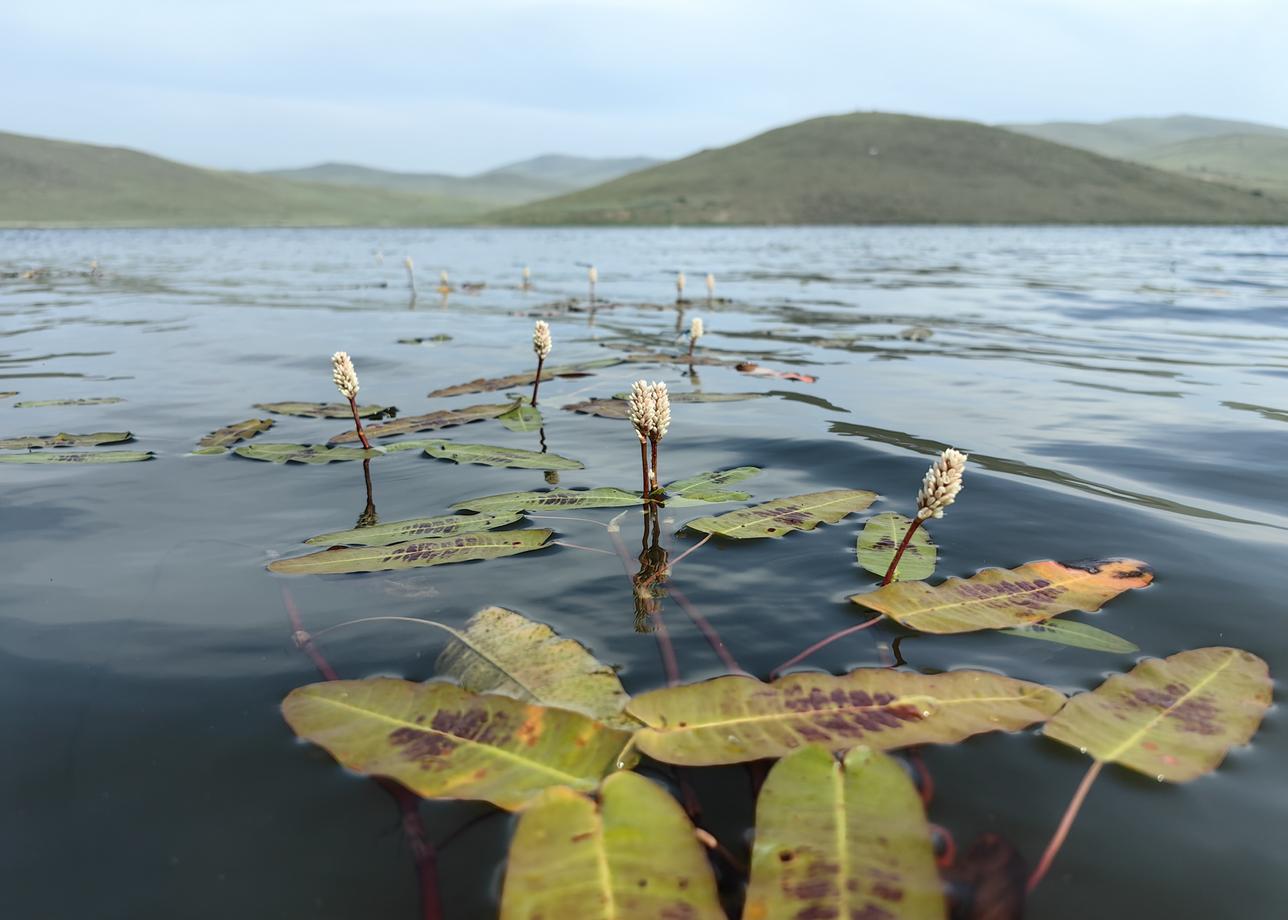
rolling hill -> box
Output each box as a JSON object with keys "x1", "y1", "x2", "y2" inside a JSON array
[
  {"x1": 489, "y1": 112, "x2": 1288, "y2": 225},
  {"x1": 263, "y1": 155, "x2": 661, "y2": 208},
  {"x1": 0, "y1": 131, "x2": 483, "y2": 227},
  {"x1": 1129, "y1": 134, "x2": 1288, "y2": 198},
  {"x1": 1003, "y1": 115, "x2": 1288, "y2": 159}
]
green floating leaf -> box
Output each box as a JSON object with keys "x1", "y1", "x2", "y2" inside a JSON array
[
  {"x1": 562, "y1": 397, "x2": 630, "y2": 419},
  {"x1": 664, "y1": 466, "x2": 762, "y2": 504},
  {"x1": 0, "y1": 431, "x2": 132, "y2": 449},
  {"x1": 281, "y1": 679, "x2": 632, "y2": 811},
  {"x1": 857, "y1": 512, "x2": 936, "y2": 582},
  {"x1": 746, "y1": 746, "x2": 946, "y2": 920},
  {"x1": 437, "y1": 606, "x2": 635, "y2": 730},
  {"x1": 14, "y1": 397, "x2": 123, "y2": 408},
  {"x1": 1044, "y1": 647, "x2": 1271, "y2": 783},
  {"x1": 1001, "y1": 620, "x2": 1139, "y2": 653},
  {"x1": 233, "y1": 442, "x2": 379, "y2": 464},
  {"x1": 496, "y1": 403, "x2": 544, "y2": 433},
  {"x1": 454, "y1": 488, "x2": 642, "y2": 513},
  {"x1": 684, "y1": 489, "x2": 877, "y2": 539},
  {"x1": 851, "y1": 559, "x2": 1154, "y2": 634},
  {"x1": 254, "y1": 401, "x2": 397, "y2": 419},
  {"x1": 421, "y1": 440, "x2": 581, "y2": 470},
  {"x1": 500, "y1": 772, "x2": 723, "y2": 920},
  {"x1": 0, "y1": 450, "x2": 153, "y2": 464},
  {"x1": 331, "y1": 402, "x2": 514, "y2": 443},
  {"x1": 268, "y1": 528, "x2": 554, "y2": 574},
  {"x1": 398, "y1": 334, "x2": 453, "y2": 345},
  {"x1": 197, "y1": 417, "x2": 273, "y2": 450},
  {"x1": 625, "y1": 669, "x2": 1065, "y2": 766},
  {"x1": 305, "y1": 511, "x2": 523, "y2": 547},
  {"x1": 428, "y1": 359, "x2": 623, "y2": 398}
]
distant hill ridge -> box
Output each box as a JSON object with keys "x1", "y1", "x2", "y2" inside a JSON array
[{"x1": 491, "y1": 112, "x2": 1287, "y2": 225}]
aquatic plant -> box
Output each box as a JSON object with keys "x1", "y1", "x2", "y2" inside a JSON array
[
  {"x1": 331, "y1": 351, "x2": 371, "y2": 449},
  {"x1": 530, "y1": 321, "x2": 552, "y2": 405},
  {"x1": 587, "y1": 264, "x2": 597, "y2": 304},
  {"x1": 676, "y1": 270, "x2": 686, "y2": 303},
  {"x1": 705, "y1": 271, "x2": 715, "y2": 302},
  {"x1": 521, "y1": 264, "x2": 531, "y2": 289},
  {"x1": 687, "y1": 316, "x2": 704, "y2": 358},
  {"x1": 883, "y1": 447, "x2": 965, "y2": 585},
  {"x1": 404, "y1": 255, "x2": 416, "y2": 294},
  {"x1": 626, "y1": 380, "x2": 669, "y2": 495}
]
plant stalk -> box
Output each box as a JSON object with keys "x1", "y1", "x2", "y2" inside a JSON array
[
  {"x1": 347, "y1": 396, "x2": 372, "y2": 450},
  {"x1": 1027, "y1": 760, "x2": 1104, "y2": 893},
  {"x1": 770, "y1": 614, "x2": 884, "y2": 677},
  {"x1": 530, "y1": 355, "x2": 545, "y2": 406},
  {"x1": 882, "y1": 515, "x2": 925, "y2": 585},
  {"x1": 649, "y1": 438, "x2": 660, "y2": 492},
  {"x1": 639, "y1": 440, "x2": 651, "y2": 498}
]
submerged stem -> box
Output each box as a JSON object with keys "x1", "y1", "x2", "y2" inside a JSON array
[
  {"x1": 348, "y1": 395, "x2": 372, "y2": 450},
  {"x1": 1027, "y1": 760, "x2": 1104, "y2": 893},
  {"x1": 770, "y1": 614, "x2": 884, "y2": 677},
  {"x1": 881, "y1": 515, "x2": 925, "y2": 585}
]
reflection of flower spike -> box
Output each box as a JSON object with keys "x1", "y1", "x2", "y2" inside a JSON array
[
  {"x1": 532, "y1": 320, "x2": 552, "y2": 360},
  {"x1": 332, "y1": 351, "x2": 359, "y2": 399},
  {"x1": 676, "y1": 271, "x2": 686, "y2": 296},
  {"x1": 916, "y1": 448, "x2": 968, "y2": 520}
]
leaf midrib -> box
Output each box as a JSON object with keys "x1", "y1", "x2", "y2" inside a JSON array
[
  {"x1": 276, "y1": 531, "x2": 548, "y2": 571},
  {"x1": 892, "y1": 564, "x2": 1118, "y2": 626}
]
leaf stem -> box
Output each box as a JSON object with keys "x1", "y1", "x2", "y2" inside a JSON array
[
  {"x1": 882, "y1": 515, "x2": 924, "y2": 585},
  {"x1": 639, "y1": 439, "x2": 651, "y2": 499},
  {"x1": 347, "y1": 395, "x2": 372, "y2": 450},
  {"x1": 667, "y1": 532, "x2": 711, "y2": 571},
  {"x1": 1027, "y1": 760, "x2": 1104, "y2": 893},
  {"x1": 670, "y1": 583, "x2": 741, "y2": 673},
  {"x1": 530, "y1": 356, "x2": 544, "y2": 406},
  {"x1": 769, "y1": 614, "x2": 884, "y2": 678}
]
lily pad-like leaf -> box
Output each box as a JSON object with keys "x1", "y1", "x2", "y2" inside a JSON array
[
  {"x1": 0, "y1": 391, "x2": 17, "y2": 400},
  {"x1": 625, "y1": 669, "x2": 1065, "y2": 766},
  {"x1": 1043, "y1": 647, "x2": 1271, "y2": 782},
  {"x1": 254, "y1": 401, "x2": 398, "y2": 419},
  {"x1": 0, "y1": 431, "x2": 132, "y2": 449},
  {"x1": 436, "y1": 606, "x2": 634, "y2": 730},
  {"x1": 14, "y1": 397, "x2": 123, "y2": 408},
  {"x1": 562, "y1": 397, "x2": 631, "y2": 419},
  {"x1": 1001, "y1": 620, "x2": 1139, "y2": 653},
  {"x1": 857, "y1": 512, "x2": 936, "y2": 582},
  {"x1": 0, "y1": 450, "x2": 153, "y2": 464},
  {"x1": 496, "y1": 403, "x2": 543, "y2": 433},
  {"x1": 268, "y1": 528, "x2": 554, "y2": 574},
  {"x1": 850, "y1": 559, "x2": 1154, "y2": 634},
  {"x1": 233, "y1": 442, "x2": 378, "y2": 464},
  {"x1": 454, "y1": 488, "x2": 642, "y2": 513},
  {"x1": 683, "y1": 489, "x2": 877, "y2": 539},
  {"x1": 304, "y1": 511, "x2": 523, "y2": 546},
  {"x1": 421, "y1": 440, "x2": 581, "y2": 470},
  {"x1": 500, "y1": 772, "x2": 723, "y2": 920},
  {"x1": 566, "y1": 392, "x2": 766, "y2": 419},
  {"x1": 281, "y1": 679, "x2": 632, "y2": 810},
  {"x1": 427, "y1": 359, "x2": 623, "y2": 398},
  {"x1": 330, "y1": 402, "x2": 514, "y2": 443},
  {"x1": 196, "y1": 417, "x2": 273, "y2": 451},
  {"x1": 664, "y1": 466, "x2": 762, "y2": 504},
  {"x1": 746, "y1": 746, "x2": 946, "y2": 920}
]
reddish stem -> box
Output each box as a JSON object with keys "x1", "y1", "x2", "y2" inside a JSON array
[
  {"x1": 639, "y1": 440, "x2": 651, "y2": 498},
  {"x1": 650, "y1": 438, "x2": 660, "y2": 491},
  {"x1": 347, "y1": 396, "x2": 372, "y2": 450},
  {"x1": 530, "y1": 355, "x2": 545, "y2": 406},
  {"x1": 670, "y1": 584, "x2": 741, "y2": 673},
  {"x1": 882, "y1": 515, "x2": 924, "y2": 585},
  {"x1": 770, "y1": 614, "x2": 884, "y2": 678},
  {"x1": 930, "y1": 823, "x2": 958, "y2": 868},
  {"x1": 907, "y1": 747, "x2": 935, "y2": 807},
  {"x1": 1027, "y1": 760, "x2": 1104, "y2": 893},
  {"x1": 667, "y1": 533, "x2": 710, "y2": 571}
]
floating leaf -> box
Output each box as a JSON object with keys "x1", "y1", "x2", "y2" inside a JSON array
[
  {"x1": 497, "y1": 403, "x2": 543, "y2": 433},
  {"x1": 427, "y1": 359, "x2": 622, "y2": 398},
  {"x1": 614, "y1": 390, "x2": 765, "y2": 404},
  {"x1": 397, "y1": 334, "x2": 452, "y2": 345},
  {"x1": 745, "y1": 746, "x2": 946, "y2": 920},
  {"x1": 626, "y1": 669, "x2": 1065, "y2": 765},
  {"x1": 14, "y1": 397, "x2": 123, "y2": 408},
  {"x1": 850, "y1": 559, "x2": 1154, "y2": 634},
  {"x1": 254, "y1": 401, "x2": 398, "y2": 419},
  {"x1": 330, "y1": 402, "x2": 514, "y2": 443},
  {"x1": 281, "y1": 679, "x2": 632, "y2": 810},
  {"x1": 420, "y1": 440, "x2": 582, "y2": 470},
  {"x1": 0, "y1": 391, "x2": 17, "y2": 399},
  {"x1": 1001, "y1": 620, "x2": 1139, "y2": 653},
  {"x1": 454, "y1": 488, "x2": 642, "y2": 513},
  {"x1": 233, "y1": 442, "x2": 378, "y2": 464},
  {"x1": 664, "y1": 466, "x2": 762, "y2": 504},
  {"x1": 0, "y1": 450, "x2": 153, "y2": 464},
  {"x1": 857, "y1": 512, "x2": 937, "y2": 582},
  {"x1": 1043, "y1": 647, "x2": 1271, "y2": 782},
  {"x1": 500, "y1": 772, "x2": 723, "y2": 920},
  {"x1": 196, "y1": 417, "x2": 273, "y2": 451},
  {"x1": 268, "y1": 529, "x2": 554, "y2": 574},
  {"x1": 735, "y1": 362, "x2": 818, "y2": 382},
  {"x1": 0, "y1": 431, "x2": 132, "y2": 449},
  {"x1": 436, "y1": 606, "x2": 634, "y2": 730},
  {"x1": 304, "y1": 511, "x2": 523, "y2": 546},
  {"x1": 683, "y1": 489, "x2": 877, "y2": 539},
  {"x1": 562, "y1": 397, "x2": 630, "y2": 419}
]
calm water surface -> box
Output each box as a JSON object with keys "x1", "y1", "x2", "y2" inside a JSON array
[{"x1": 1, "y1": 227, "x2": 1285, "y2": 919}]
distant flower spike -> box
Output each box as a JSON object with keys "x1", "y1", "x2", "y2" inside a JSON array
[
  {"x1": 916, "y1": 448, "x2": 968, "y2": 520},
  {"x1": 687, "y1": 317, "x2": 704, "y2": 357},
  {"x1": 529, "y1": 321, "x2": 553, "y2": 405},
  {"x1": 705, "y1": 272, "x2": 715, "y2": 295},
  {"x1": 677, "y1": 271, "x2": 686, "y2": 298}
]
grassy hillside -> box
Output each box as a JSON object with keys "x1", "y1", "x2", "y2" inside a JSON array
[
  {"x1": 265, "y1": 155, "x2": 661, "y2": 207},
  {"x1": 1004, "y1": 115, "x2": 1288, "y2": 159},
  {"x1": 0, "y1": 131, "x2": 482, "y2": 227},
  {"x1": 1134, "y1": 134, "x2": 1288, "y2": 198},
  {"x1": 490, "y1": 112, "x2": 1288, "y2": 226}
]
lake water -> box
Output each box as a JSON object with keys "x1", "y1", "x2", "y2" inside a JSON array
[{"x1": 1, "y1": 226, "x2": 1284, "y2": 919}]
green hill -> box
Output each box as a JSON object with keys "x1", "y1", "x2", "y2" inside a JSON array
[
  {"x1": 1133, "y1": 134, "x2": 1288, "y2": 198},
  {"x1": 0, "y1": 131, "x2": 483, "y2": 227},
  {"x1": 1004, "y1": 115, "x2": 1288, "y2": 159},
  {"x1": 490, "y1": 112, "x2": 1288, "y2": 225}
]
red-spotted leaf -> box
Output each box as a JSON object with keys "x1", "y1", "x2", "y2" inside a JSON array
[
  {"x1": 304, "y1": 511, "x2": 523, "y2": 547},
  {"x1": 195, "y1": 417, "x2": 273, "y2": 452},
  {"x1": 267, "y1": 528, "x2": 553, "y2": 574},
  {"x1": 683, "y1": 489, "x2": 877, "y2": 539},
  {"x1": 329, "y1": 402, "x2": 514, "y2": 443}
]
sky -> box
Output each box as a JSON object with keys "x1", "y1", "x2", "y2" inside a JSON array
[{"x1": 2, "y1": 0, "x2": 1285, "y2": 174}]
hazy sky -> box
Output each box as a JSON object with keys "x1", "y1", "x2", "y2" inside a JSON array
[{"x1": 3, "y1": 0, "x2": 1285, "y2": 174}]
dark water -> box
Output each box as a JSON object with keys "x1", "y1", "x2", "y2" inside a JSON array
[{"x1": 1, "y1": 227, "x2": 1284, "y2": 919}]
